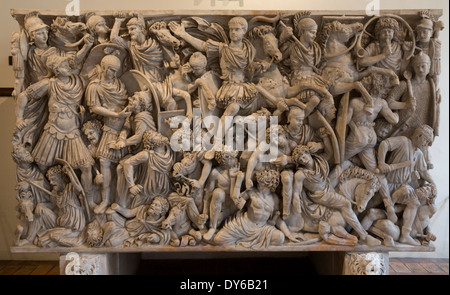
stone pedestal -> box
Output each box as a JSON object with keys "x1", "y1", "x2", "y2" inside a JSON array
[{"x1": 59, "y1": 252, "x2": 140, "y2": 275}]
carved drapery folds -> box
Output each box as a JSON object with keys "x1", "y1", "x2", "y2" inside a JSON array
[{"x1": 10, "y1": 9, "x2": 443, "y2": 250}]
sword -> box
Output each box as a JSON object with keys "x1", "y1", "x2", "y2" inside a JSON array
[
  {"x1": 26, "y1": 180, "x2": 58, "y2": 199},
  {"x1": 55, "y1": 158, "x2": 92, "y2": 222}
]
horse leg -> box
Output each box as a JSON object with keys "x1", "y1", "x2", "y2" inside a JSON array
[
  {"x1": 332, "y1": 225, "x2": 358, "y2": 243},
  {"x1": 214, "y1": 103, "x2": 240, "y2": 149},
  {"x1": 318, "y1": 221, "x2": 357, "y2": 246}
]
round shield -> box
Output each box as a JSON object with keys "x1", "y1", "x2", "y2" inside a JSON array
[{"x1": 80, "y1": 43, "x2": 130, "y2": 81}]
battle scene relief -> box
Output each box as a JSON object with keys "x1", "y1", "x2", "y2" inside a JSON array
[{"x1": 10, "y1": 9, "x2": 444, "y2": 250}]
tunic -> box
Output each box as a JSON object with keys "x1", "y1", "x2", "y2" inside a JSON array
[
  {"x1": 31, "y1": 76, "x2": 94, "y2": 169},
  {"x1": 129, "y1": 38, "x2": 164, "y2": 82},
  {"x1": 86, "y1": 78, "x2": 129, "y2": 162},
  {"x1": 205, "y1": 39, "x2": 258, "y2": 111}
]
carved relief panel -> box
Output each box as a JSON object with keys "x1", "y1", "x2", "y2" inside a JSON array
[{"x1": 10, "y1": 9, "x2": 443, "y2": 250}]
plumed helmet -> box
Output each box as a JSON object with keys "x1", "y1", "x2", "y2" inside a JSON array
[{"x1": 24, "y1": 12, "x2": 49, "y2": 35}]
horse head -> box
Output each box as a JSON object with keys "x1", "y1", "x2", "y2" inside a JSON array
[
  {"x1": 149, "y1": 21, "x2": 181, "y2": 49},
  {"x1": 354, "y1": 177, "x2": 381, "y2": 213},
  {"x1": 339, "y1": 167, "x2": 381, "y2": 213},
  {"x1": 325, "y1": 20, "x2": 362, "y2": 44},
  {"x1": 50, "y1": 17, "x2": 87, "y2": 49},
  {"x1": 249, "y1": 25, "x2": 282, "y2": 63},
  {"x1": 16, "y1": 188, "x2": 35, "y2": 222}
]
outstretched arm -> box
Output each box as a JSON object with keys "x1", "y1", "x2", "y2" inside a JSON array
[
  {"x1": 109, "y1": 203, "x2": 140, "y2": 218},
  {"x1": 90, "y1": 105, "x2": 131, "y2": 119},
  {"x1": 168, "y1": 21, "x2": 206, "y2": 52},
  {"x1": 73, "y1": 34, "x2": 94, "y2": 66},
  {"x1": 111, "y1": 13, "x2": 129, "y2": 49}
]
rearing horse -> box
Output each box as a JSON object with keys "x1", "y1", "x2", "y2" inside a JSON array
[
  {"x1": 318, "y1": 20, "x2": 398, "y2": 98},
  {"x1": 248, "y1": 23, "x2": 334, "y2": 118},
  {"x1": 318, "y1": 20, "x2": 399, "y2": 163}
]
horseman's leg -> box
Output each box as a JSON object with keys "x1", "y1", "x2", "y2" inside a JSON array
[
  {"x1": 215, "y1": 103, "x2": 240, "y2": 150},
  {"x1": 304, "y1": 95, "x2": 321, "y2": 118},
  {"x1": 203, "y1": 188, "x2": 225, "y2": 241},
  {"x1": 353, "y1": 81, "x2": 375, "y2": 112},
  {"x1": 95, "y1": 158, "x2": 112, "y2": 214},
  {"x1": 280, "y1": 170, "x2": 294, "y2": 220},
  {"x1": 333, "y1": 81, "x2": 373, "y2": 110}
]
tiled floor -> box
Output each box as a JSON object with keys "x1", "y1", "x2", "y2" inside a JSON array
[
  {"x1": 0, "y1": 258, "x2": 448, "y2": 275},
  {"x1": 389, "y1": 258, "x2": 449, "y2": 275}
]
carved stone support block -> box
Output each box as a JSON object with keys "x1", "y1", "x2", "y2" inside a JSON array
[
  {"x1": 60, "y1": 252, "x2": 141, "y2": 275},
  {"x1": 342, "y1": 252, "x2": 389, "y2": 275}
]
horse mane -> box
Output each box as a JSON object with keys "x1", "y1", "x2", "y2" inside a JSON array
[
  {"x1": 148, "y1": 21, "x2": 168, "y2": 34},
  {"x1": 248, "y1": 25, "x2": 276, "y2": 40},
  {"x1": 316, "y1": 20, "x2": 340, "y2": 52},
  {"x1": 50, "y1": 16, "x2": 69, "y2": 33},
  {"x1": 339, "y1": 166, "x2": 381, "y2": 190}
]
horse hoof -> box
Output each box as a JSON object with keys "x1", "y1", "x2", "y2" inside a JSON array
[{"x1": 362, "y1": 235, "x2": 381, "y2": 247}]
